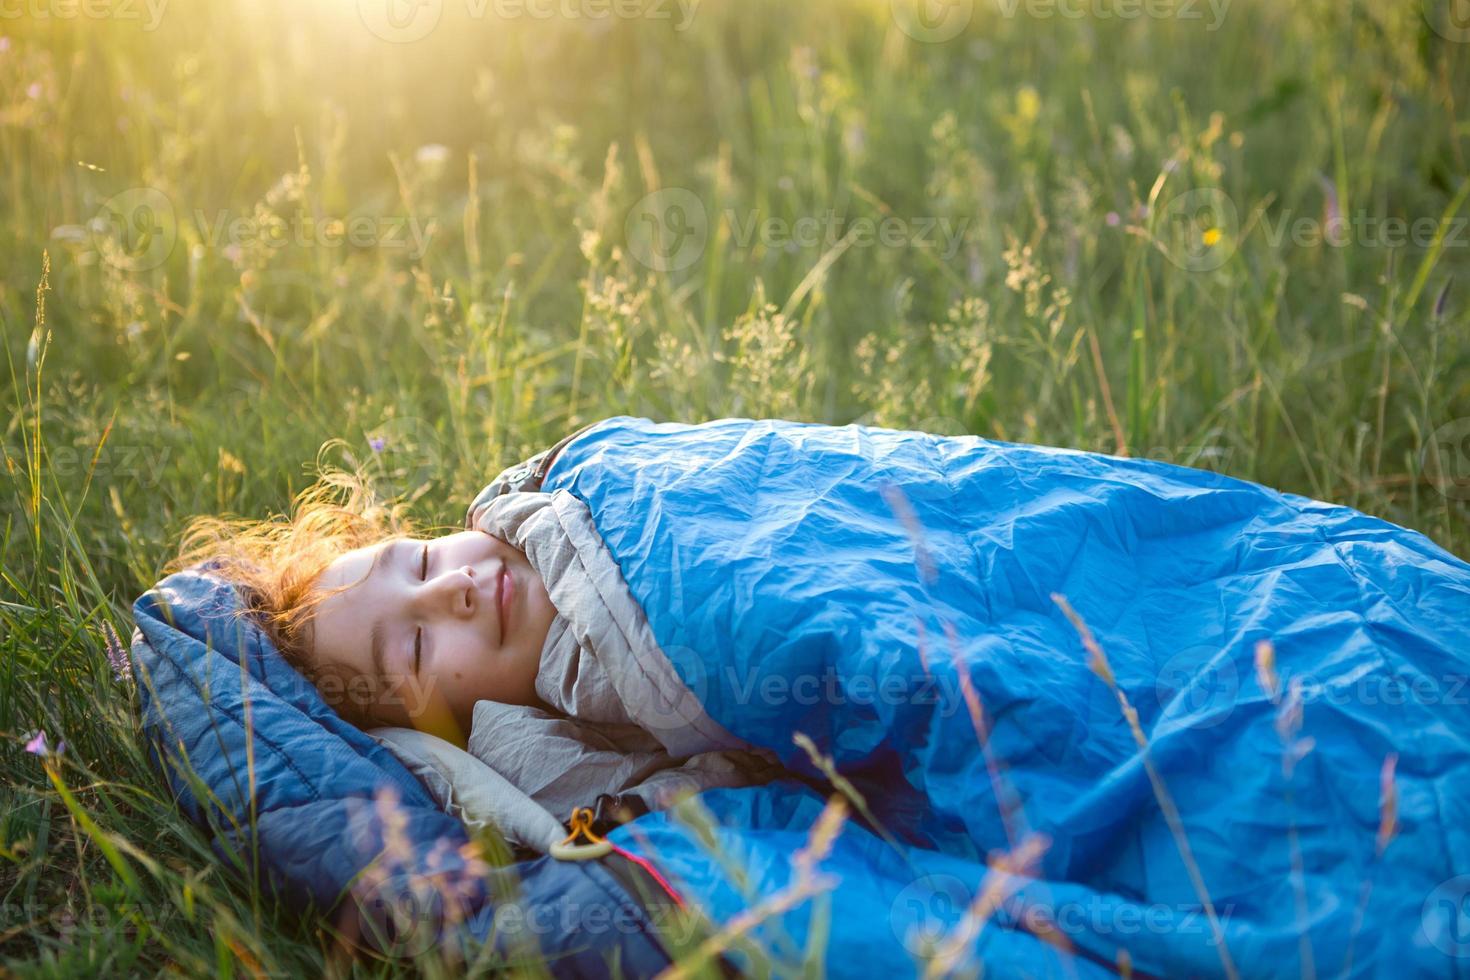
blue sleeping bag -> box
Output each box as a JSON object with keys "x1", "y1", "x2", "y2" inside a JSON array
[
  {"x1": 527, "y1": 416, "x2": 1470, "y2": 978},
  {"x1": 135, "y1": 414, "x2": 1470, "y2": 978}
]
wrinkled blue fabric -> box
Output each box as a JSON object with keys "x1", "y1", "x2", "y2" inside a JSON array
[
  {"x1": 131, "y1": 567, "x2": 673, "y2": 974},
  {"x1": 539, "y1": 416, "x2": 1470, "y2": 978}
]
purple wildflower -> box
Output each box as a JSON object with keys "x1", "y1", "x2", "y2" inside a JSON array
[
  {"x1": 1433, "y1": 280, "x2": 1452, "y2": 321},
  {"x1": 102, "y1": 620, "x2": 131, "y2": 682},
  {"x1": 1319, "y1": 175, "x2": 1345, "y2": 246},
  {"x1": 1105, "y1": 211, "x2": 1121, "y2": 228},
  {"x1": 25, "y1": 730, "x2": 63, "y2": 757},
  {"x1": 369, "y1": 436, "x2": 386, "y2": 453}
]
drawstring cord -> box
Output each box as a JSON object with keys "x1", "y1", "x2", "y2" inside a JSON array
[
  {"x1": 606, "y1": 839, "x2": 686, "y2": 910},
  {"x1": 551, "y1": 805, "x2": 686, "y2": 909}
]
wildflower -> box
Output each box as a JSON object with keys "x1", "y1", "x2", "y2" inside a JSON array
[
  {"x1": 1105, "y1": 212, "x2": 1121, "y2": 228},
  {"x1": 26, "y1": 82, "x2": 41, "y2": 100},
  {"x1": 0, "y1": 37, "x2": 10, "y2": 53},
  {"x1": 1254, "y1": 639, "x2": 1278, "y2": 700},
  {"x1": 49, "y1": 225, "x2": 87, "y2": 244},
  {"x1": 1015, "y1": 86, "x2": 1040, "y2": 126},
  {"x1": 369, "y1": 436, "x2": 386, "y2": 453},
  {"x1": 415, "y1": 144, "x2": 450, "y2": 167},
  {"x1": 101, "y1": 620, "x2": 132, "y2": 682},
  {"x1": 1319, "y1": 174, "x2": 1345, "y2": 245},
  {"x1": 1376, "y1": 752, "x2": 1399, "y2": 856},
  {"x1": 1202, "y1": 228, "x2": 1223, "y2": 247},
  {"x1": 1433, "y1": 280, "x2": 1452, "y2": 322},
  {"x1": 24, "y1": 730, "x2": 64, "y2": 757},
  {"x1": 1275, "y1": 678, "x2": 1315, "y2": 779}
]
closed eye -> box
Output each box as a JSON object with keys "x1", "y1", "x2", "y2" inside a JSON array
[{"x1": 415, "y1": 542, "x2": 428, "y2": 673}]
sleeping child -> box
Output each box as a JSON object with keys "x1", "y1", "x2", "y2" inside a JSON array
[{"x1": 168, "y1": 456, "x2": 783, "y2": 853}]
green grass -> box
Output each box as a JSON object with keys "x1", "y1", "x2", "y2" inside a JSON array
[{"x1": 2, "y1": 0, "x2": 1468, "y2": 973}]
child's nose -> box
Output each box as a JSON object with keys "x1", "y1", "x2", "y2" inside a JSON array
[{"x1": 420, "y1": 566, "x2": 479, "y2": 618}]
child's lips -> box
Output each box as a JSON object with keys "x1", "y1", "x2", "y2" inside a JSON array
[{"x1": 497, "y1": 566, "x2": 514, "y2": 644}]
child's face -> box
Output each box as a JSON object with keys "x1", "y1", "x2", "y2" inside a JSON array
[{"x1": 305, "y1": 529, "x2": 553, "y2": 740}]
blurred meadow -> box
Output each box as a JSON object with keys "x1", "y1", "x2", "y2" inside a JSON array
[{"x1": 2, "y1": 0, "x2": 1469, "y2": 973}]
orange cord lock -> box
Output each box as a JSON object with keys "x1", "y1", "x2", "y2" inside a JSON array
[{"x1": 550, "y1": 806, "x2": 614, "y2": 861}]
